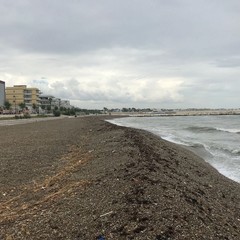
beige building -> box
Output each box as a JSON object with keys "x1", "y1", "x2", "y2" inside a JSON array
[{"x1": 6, "y1": 85, "x2": 41, "y2": 109}]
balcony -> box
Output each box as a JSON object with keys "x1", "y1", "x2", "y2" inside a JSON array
[
  {"x1": 24, "y1": 97, "x2": 32, "y2": 100},
  {"x1": 24, "y1": 92, "x2": 32, "y2": 95}
]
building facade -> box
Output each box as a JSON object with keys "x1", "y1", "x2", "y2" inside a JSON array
[
  {"x1": 0, "y1": 80, "x2": 5, "y2": 107},
  {"x1": 5, "y1": 85, "x2": 40, "y2": 109},
  {"x1": 39, "y1": 94, "x2": 55, "y2": 110}
]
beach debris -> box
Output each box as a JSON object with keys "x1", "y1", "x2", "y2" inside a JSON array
[
  {"x1": 96, "y1": 235, "x2": 105, "y2": 240},
  {"x1": 6, "y1": 235, "x2": 13, "y2": 240},
  {"x1": 100, "y1": 211, "x2": 113, "y2": 217}
]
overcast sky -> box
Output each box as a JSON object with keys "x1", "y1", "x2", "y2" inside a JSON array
[{"x1": 0, "y1": 0, "x2": 240, "y2": 109}]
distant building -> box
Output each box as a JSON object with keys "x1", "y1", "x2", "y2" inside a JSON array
[
  {"x1": 5, "y1": 85, "x2": 41, "y2": 109},
  {"x1": 52, "y1": 98, "x2": 61, "y2": 108},
  {"x1": 39, "y1": 94, "x2": 55, "y2": 110},
  {"x1": 0, "y1": 80, "x2": 5, "y2": 107},
  {"x1": 39, "y1": 95, "x2": 72, "y2": 110}
]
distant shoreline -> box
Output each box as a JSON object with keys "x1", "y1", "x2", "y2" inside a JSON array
[
  {"x1": 105, "y1": 109, "x2": 240, "y2": 117},
  {"x1": 128, "y1": 110, "x2": 240, "y2": 117},
  {"x1": 131, "y1": 113, "x2": 240, "y2": 117}
]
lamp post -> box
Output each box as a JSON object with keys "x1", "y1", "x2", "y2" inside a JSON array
[{"x1": 13, "y1": 95, "x2": 16, "y2": 114}]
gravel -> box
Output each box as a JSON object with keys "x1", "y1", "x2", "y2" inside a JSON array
[{"x1": 0, "y1": 116, "x2": 240, "y2": 239}]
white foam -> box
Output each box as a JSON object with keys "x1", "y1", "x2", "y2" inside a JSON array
[{"x1": 217, "y1": 127, "x2": 240, "y2": 133}]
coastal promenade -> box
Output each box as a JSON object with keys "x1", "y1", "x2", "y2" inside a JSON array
[
  {"x1": 0, "y1": 115, "x2": 67, "y2": 126},
  {"x1": 0, "y1": 116, "x2": 240, "y2": 239}
]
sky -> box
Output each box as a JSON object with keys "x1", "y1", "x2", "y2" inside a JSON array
[{"x1": 0, "y1": 0, "x2": 240, "y2": 109}]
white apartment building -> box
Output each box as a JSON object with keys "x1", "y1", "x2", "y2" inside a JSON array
[{"x1": 39, "y1": 95, "x2": 72, "y2": 109}]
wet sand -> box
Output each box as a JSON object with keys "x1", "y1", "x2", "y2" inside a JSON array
[{"x1": 0, "y1": 116, "x2": 240, "y2": 239}]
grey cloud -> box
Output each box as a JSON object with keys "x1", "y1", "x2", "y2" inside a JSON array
[
  {"x1": 1, "y1": 0, "x2": 239, "y2": 60},
  {"x1": 1, "y1": 0, "x2": 240, "y2": 108},
  {"x1": 32, "y1": 79, "x2": 48, "y2": 85},
  {"x1": 215, "y1": 57, "x2": 240, "y2": 68},
  {"x1": 46, "y1": 76, "x2": 184, "y2": 105}
]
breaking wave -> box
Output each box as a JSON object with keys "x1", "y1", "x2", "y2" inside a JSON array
[{"x1": 186, "y1": 126, "x2": 240, "y2": 134}]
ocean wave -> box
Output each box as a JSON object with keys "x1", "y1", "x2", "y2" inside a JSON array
[
  {"x1": 185, "y1": 142, "x2": 240, "y2": 158},
  {"x1": 186, "y1": 126, "x2": 240, "y2": 134},
  {"x1": 161, "y1": 135, "x2": 190, "y2": 146},
  {"x1": 211, "y1": 146, "x2": 240, "y2": 156},
  {"x1": 189, "y1": 142, "x2": 207, "y2": 149},
  {"x1": 185, "y1": 126, "x2": 219, "y2": 133},
  {"x1": 216, "y1": 128, "x2": 240, "y2": 134}
]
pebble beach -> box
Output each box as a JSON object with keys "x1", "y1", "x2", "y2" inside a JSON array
[{"x1": 0, "y1": 116, "x2": 240, "y2": 239}]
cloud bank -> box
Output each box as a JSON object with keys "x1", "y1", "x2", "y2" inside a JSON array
[{"x1": 0, "y1": 0, "x2": 240, "y2": 108}]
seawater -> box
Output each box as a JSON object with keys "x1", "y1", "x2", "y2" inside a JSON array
[{"x1": 108, "y1": 115, "x2": 240, "y2": 183}]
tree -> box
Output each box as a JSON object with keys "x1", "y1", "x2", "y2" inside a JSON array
[
  {"x1": 49, "y1": 97, "x2": 52, "y2": 110},
  {"x1": 32, "y1": 103, "x2": 37, "y2": 110},
  {"x1": 70, "y1": 108, "x2": 76, "y2": 115},
  {"x1": 19, "y1": 102, "x2": 26, "y2": 110},
  {"x1": 103, "y1": 107, "x2": 108, "y2": 112},
  {"x1": 53, "y1": 109, "x2": 61, "y2": 117},
  {"x1": 4, "y1": 101, "x2": 11, "y2": 110},
  {"x1": 122, "y1": 108, "x2": 129, "y2": 112}
]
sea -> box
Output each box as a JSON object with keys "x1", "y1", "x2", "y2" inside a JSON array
[{"x1": 108, "y1": 115, "x2": 240, "y2": 183}]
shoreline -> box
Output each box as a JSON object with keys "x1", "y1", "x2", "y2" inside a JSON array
[
  {"x1": 109, "y1": 116, "x2": 240, "y2": 184},
  {"x1": 0, "y1": 116, "x2": 240, "y2": 239}
]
